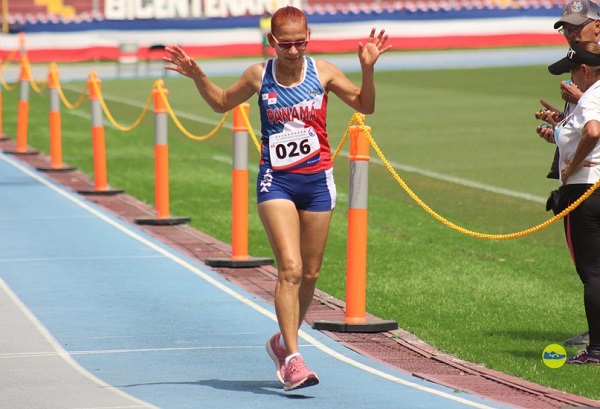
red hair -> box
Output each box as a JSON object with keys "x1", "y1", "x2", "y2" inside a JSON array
[{"x1": 270, "y1": 6, "x2": 307, "y2": 35}]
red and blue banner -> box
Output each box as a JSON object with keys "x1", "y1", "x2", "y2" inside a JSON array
[{"x1": 0, "y1": 0, "x2": 567, "y2": 62}]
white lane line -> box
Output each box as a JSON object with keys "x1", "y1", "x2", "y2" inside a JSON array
[
  {"x1": 370, "y1": 156, "x2": 547, "y2": 203},
  {"x1": 71, "y1": 406, "x2": 147, "y2": 409},
  {"x1": 0, "y1": 351, "x2": 59, "y2": 359},
  {"x1": 1, "y1": 153, "x2": 501, "y2": 409},
  {"x1": 334, "y1": 151, "x2": 547, "y2": 204},
  {"x1": 0, "y1": 255, "x2": 164, "y2": 263},
  {"x1": 0, "y1": 347, "x2": 261, "y2": 359},
  {"x1": 0, "y1": 278, "x2": 158, "y2": 409},
  {"x1": 0, "y1": 215, "x2": 96, "y2": 221},
  {"x1": 0, "y1": 344, "x2": 314, "y2": 359}
]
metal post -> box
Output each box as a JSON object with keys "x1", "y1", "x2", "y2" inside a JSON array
[
  {"x1": 135, "y1": 81, "x2": 190, "y2": 226},
  {"x1": 77, "y1": 72, "x2": 123, "y2": 196},
  {"x1": 37, "y1": 63, "x2": 76, "y2": 172},
  {"x1": 313, "y1": 117, "x2": 397, "y2": 333},
  {"x1": 205, "y1": 103, "x2": 273, "y2": 268},
  {"x1": 4, "y1": 55, "x2": 37, "y2": 155}
]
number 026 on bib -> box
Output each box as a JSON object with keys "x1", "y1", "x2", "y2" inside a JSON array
[{"x1": 269, "y1": 127, "x2": 321, "y2": 170}]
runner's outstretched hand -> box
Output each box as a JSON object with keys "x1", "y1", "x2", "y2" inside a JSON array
[
  {"x1": 164, "y1": 45, "x2": 199, "y2": 79},
  {"x1": 358, "y1": 28, "x2": 392, "y2": 68}
]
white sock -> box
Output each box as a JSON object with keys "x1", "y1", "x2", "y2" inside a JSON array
[
  {"x1": 285, "y1": 352, "x2": 301, "y2": 366},
  {"x1": 279, "y1": 335, "x2": 286, "y2": 349}
]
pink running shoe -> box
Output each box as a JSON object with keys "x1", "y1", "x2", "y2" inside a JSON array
[
  {"x1": 266, "y1": 333, "x2": 287, "y2": 384},
  {"x1": 283, "y1": 355, "x2": 319, "y2": 391}
]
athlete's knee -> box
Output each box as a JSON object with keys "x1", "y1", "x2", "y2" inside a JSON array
[
  {"x1": 302, "y1": 268, "x2": 320, "y2": 284},
  {"x1": 277, "y1": 260, "x2": 303, "y2": 286}
]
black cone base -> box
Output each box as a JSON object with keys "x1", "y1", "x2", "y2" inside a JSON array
[
  {"x1": 134, "y1": 216, "x2": 191, "y2": 226},
  {"x1": 312, "y1": 319, "x2": 398, "y2": 333},
  {"x1": 204, "y1": 257, "x2": 274, "y2": 268}
]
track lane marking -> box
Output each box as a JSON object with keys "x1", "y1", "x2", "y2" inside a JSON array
[
  {"x1": 0, "y1": 278, "x2": 158, "y2": 409},
  {"x1": 1, "y1": 152, "x2": 501, "y2": 409}
]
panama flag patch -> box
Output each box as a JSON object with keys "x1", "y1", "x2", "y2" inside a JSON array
[{"x1": 262, "y1": 92, "x2": 277, "y2": 105}]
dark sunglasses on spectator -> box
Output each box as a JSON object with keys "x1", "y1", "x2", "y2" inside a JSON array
[{"x1": 559, "y1": 19, "x2": 594, "y2": 36}]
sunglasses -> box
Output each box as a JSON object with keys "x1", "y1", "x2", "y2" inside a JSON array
[
  {"x1": 271, "y1": 33, "x2": 309, "y2": 50},
  {"x1": 559, "y1": 19, "x2": 594, "y2": 36}
]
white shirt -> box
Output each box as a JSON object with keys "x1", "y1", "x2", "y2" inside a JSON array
[{"x1": 556, "y1": 81, "x2": 600, "y2": 184}]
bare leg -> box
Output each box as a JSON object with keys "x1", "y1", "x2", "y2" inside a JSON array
[
  {"x1": 259, "y1": 199, "x2": 302, "y2": 355},
  {"x1": 258, "y1": 200, "x2": 333, "y2": 356},
  {"x1": 297, "y1": 208, "x2": 333, "y2": 327}
]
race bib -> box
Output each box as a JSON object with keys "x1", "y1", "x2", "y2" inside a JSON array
[{"x1": 269, "y1": 127, "x2": 321, "y2": 170}]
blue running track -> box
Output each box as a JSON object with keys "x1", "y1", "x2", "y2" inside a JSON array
[{"x1": 0, "y1": 152, "x2": 513, "y2": 408}]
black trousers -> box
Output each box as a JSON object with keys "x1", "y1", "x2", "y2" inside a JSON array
[{"x1": 562, "y1": 184, "x2": 600, "y2": 351}]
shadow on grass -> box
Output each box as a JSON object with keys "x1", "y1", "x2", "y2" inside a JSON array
[
  {"x1": 486, "y1": 329, "x2": 581, "y2": 343},
  {"x1": 485, "y1": 329, "x2": 588, "y2": 360}
]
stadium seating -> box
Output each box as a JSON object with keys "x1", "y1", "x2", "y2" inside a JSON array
[
  {"x1": 3, "y1": 0, "x2": 569, "y2": 25},
  {"x1": 5, "y1": 0, "x2": 95, "y2": 21}
]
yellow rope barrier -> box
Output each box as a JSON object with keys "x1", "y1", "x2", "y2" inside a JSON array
[
  {"x1": 4, "y1": 59, "x2": 595, "y2": 241},
  {"x1": 0, "y1": 50, "x2": 17, "y2": 68},
  {"x1": 154, "y1": 80, "x2": 230, "y2": 141},
  {"x1": 50, "y1": 68, "x2": 87, "y2": 109},
  {"x1": 237, "y1": 103, "x2": 261, "y2": 153},
  {"x1": 0, "y1": 52, "x2": 24, "y2": 91},
  {"x1": 14, "y1": 55, "x2": 48, "y2": 93},
  {"x1": 351, "y1": 113, "x2": 600, "y2": 240},
  {"x1": 0, "y1": 69, "x2": 19, "y2": 91},
  {"x1": 90, "y1": 76, "x2": 152, "y2": 132},
  {"x1": 29, "y1": 76, "x2": 47, "y2": 93},
  {"x1": 331, "y1": 114, "x2": 355, "y2": 161}
]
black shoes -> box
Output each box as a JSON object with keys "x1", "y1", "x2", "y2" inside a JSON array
[{"x1": 564, "y1": 331, "x2": 590, "y2": 347}]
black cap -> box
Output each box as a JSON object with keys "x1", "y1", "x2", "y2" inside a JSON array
[
  {"x1": 554, "y1": 0, "x2": 600, "y2": 29},
  {"x1": 548, "y1": 43, "x2": 600, "y2": 74}
]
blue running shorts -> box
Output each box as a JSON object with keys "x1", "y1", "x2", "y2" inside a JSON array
[{"x1": 256, "y1": 166, "x2": 336, "y2": 211}]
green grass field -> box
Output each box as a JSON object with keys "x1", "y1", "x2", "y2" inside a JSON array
[{"x1": 2, "y1": 53, "x2": 599, "y2": 399}]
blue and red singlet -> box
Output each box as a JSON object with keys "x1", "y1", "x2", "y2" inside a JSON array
[
  {"x1": 256, "y1": 57, "x2": 336, "y2": 211},
  {"x1": 258, "y1": 57, "x2": 332, "y2": 174}
]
